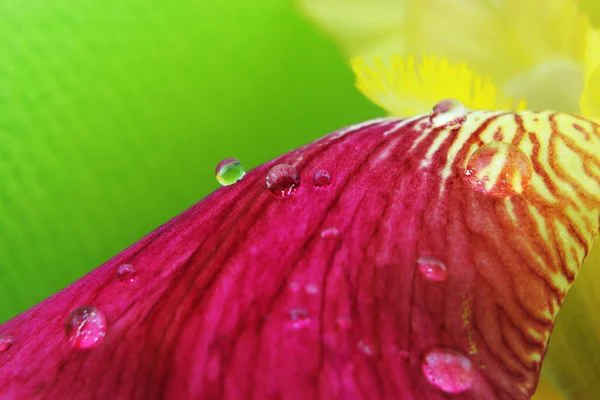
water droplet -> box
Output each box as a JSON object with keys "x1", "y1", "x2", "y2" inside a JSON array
[
  {"x1": 357, "y1": 339, "x2": 374, "y2": 356},
  {"x1": 422, "y1": 348, "x2": 475, "y2": 393},
  {"x1": 336, "y1": 316, "x2": 352, "y2": 329},
  {"x1": 116, "y1": 264, "x2": 137, "y2": 283},
  {"x1": 215, "y1": 158, "x2": 246, "y2": 186},
  {"x1": 465, "y1": 142, "x2": 532, "y2": 198},
  {"x1": 65, "y1": 306, "x2": 107, "y2": 349},
  {"x1": 288, "y1": 307, "x2": 311, "y2": 329},
  {"x1": 430, "y1": 99, "x2": 467, "y2": 128},
  {"x1": 0, "y1": 334, "x2": 15, "y2": 352},
  {"x1": 320, "y1": 227, "x2": 339, "y2": 239},
  {"x1": 313, "y1": 170, "x2": 331, "y2": 188},
  {"x1": 288, "y1": 281, "x2": 301, "y2": 292},
  {"x1": 417, "y1": 256, "x2": 448, "y2": 282},
  {"x1": 305, "y1": 283, "x2": 319, "y2": 295},
  {"x1": 266, "y1": 164, "x2": 300, "y2": 197}
]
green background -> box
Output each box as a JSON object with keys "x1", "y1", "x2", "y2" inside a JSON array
[{"x1": 0, "y1": 0, "x2": 379, "y2": 322}]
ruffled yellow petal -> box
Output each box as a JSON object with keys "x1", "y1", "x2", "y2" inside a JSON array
[
  {"x1": 300, "y1": 0, "x2": 590, "y2": 112},
  {"x1": 352, "y1": 55, "x2": 525, "y2": 116}
]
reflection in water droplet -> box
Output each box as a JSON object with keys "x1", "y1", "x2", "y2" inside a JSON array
[
  {"x1": 417, "y1": 256, "x2": 448, "y2": 282},
  {"x1": 288, "y1": 307, "x2": 311, "y2": 329},
  {"x1": 465, "y1": 142, "x2": 532, "y2": 198},
  {"x1": 116, "y1": 264, "x2": 137, "y2": 283},
  {"x1": 430, "y1": 99, "x2": 467, "y2": 128},
  {"x1": 313, "y1": 170, "x2": 331, "y2": 188},
  {"x1": 422, "y1": 348, "x2": 475, "y2": 393},
  {"x1": 266, "y1": 164, "x2": 301, "y2": 197},
  {"x1": 0, "y1": 334, "x2": 15, "y2": 352},
  {"x1": 215, "y1": 158, "x2": 246, "y2": 186},
  {"x1": 65, "y1": 306, "x2": 107, "y2": 349},
  {"x1": 320, "y1": 227, "x2": 339, "y2": 239}
]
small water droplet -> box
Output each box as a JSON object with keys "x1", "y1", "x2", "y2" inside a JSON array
[
  {"x1": 0, "y1": 334, "x2": 15, "y2": 352},
  {"x1": 305, "y1": 283, "x2": 319, "y2": 295},
  {"x1": 422, "y1": 348, "x2": 475, "y2": 393},
  {"x1": 313, "y1": 170, "x2": 331, "y2": 188},
  {"x1": 288, "y1": 281, "x2": 301, "y2": 292},
  {"x1": 357, "y1": 339, "x2": 374, "y2": 356},
  {"x1": 430, "y1": 99, "x2": 467, "y2": 128},
  {"x1": 266, "y1": 164, "x2": 300, "y2": 197},
  {"x1": 336, "y1": 316, "x2": 352, "y2": 329},
  {"x1": 215, "y1": 158, "x2": 246, "y2": 186},
  {"x1": 320, "y1": 227, "x2": 339, "y2": 239},
  {"x1": 465, "y1": 142, "x2": 532, "y2": 198},
  {"x1": 288, "y1": 307, "x2": 311, "y2": 329},
  {"x1": 417, "y1": 256, "x2": 448, "y2": 282},
  {"x1": 116, "y1": 264, "x2": 137, "y2": 283},
  {"x1": 65, "y1": 306, "x2": 107, "y2": 349}
]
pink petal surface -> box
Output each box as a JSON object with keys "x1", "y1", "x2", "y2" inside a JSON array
[{"x1": 1, "y1": 111, "x2": 599, "y2": 399}]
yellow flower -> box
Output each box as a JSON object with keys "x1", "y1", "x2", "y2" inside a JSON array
[{"x1": 300, "y1": 0, "x2": 600, "y2": 398}]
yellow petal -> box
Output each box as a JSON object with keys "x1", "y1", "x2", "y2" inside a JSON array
[
  {"x1": 351, "y1": 55, "x2": 524, "y2": 116},
  {"x1": 580, "y1": 29, "x2": 600, "y2": 117},
  {"x1": 300, "y1": 0, "x2": 590, "y2": 112}
]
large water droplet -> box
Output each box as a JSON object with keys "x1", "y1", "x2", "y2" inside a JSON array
[
  {"x1": 215, "y1": 158, "x2": 246, "y2": 186},
  {"x1": 320, "y1": 227, "x2": 339, "y2": 239},
  {"x1": 266, "y1": 164, "x2": 300, "y2": 197},
  {"x1": 65, "y1": 306, "x2": 107, "y2": 349},
  {"x1": 313, "y1": 170, "x2": 331, "y2": 188},
  {"x1": 0, "y1": 334, "x2": 15, "y2": 352},
  {"x1": 422, "y1": 348, "x2": 475, "y2": 393},
  {"x1": 465, "y1": 142, "x2": 532, "y2": 198},
  {"x1": 116, "y1": 263, "x2": 137, "y2": 283},
  {"x1": 288, "y1": 307, "x2": 311, "y2": 329},
  {"x1": 417, "y1": 256, "x2": 448, "y2": 282},
  {"x1": 430, "y1": 99, "x2": 467, "y2": 128}
]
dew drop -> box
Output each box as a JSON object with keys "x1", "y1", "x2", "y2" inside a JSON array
[
  {"x1": 465, "y1": 142, "x2": 532, "y2": 198},
  {"x1": 336, "y1": 316, "x2": 352, "y2": 330},
  {"x1": 288, "y1": 281, "x2": 301, "y2": 292},
  {"x1": 313, "y1": 170, "x2": 331, "y2": 188},
  {"x1": 357, "y1": 339, "x2": 374, "y2": 356},
  {"x1": 266, "y1": 164, "x2": 300, "y2": 197},
  {"x1": 320, "y1": 227, "x2": 339, "y2": 239},
  {"x1": 422, "y1": 348, "x2": 475, "y2": 393},
  {"x1": 288, "y1": 307, "x2": 311, "y2": 329},
  {"x1": 65, "y1": 306, "x2": 107, "y2": 349},
  {"x1": 417, "y1": 256, "x2": 448, "y2": 282},
  {"x1": 0, "y1": 334, "x2": 15, "y2": 352},
  {"x1": 215, "y1": 158, "x2": 246, "y2": 186},
  {"x1": 430, "y1": 99, "x2": 467, "y2": 128},
  {"x1": 305, "y1": 283, "x2": 319, "y2": 295},
  {"x1": 116, "y1": 263, "x2": 137, "y2": 283}
]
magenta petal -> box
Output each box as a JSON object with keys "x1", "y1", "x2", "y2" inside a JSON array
[{"x1": 1, "y1": 113, "x2": 598, "y2": 399}]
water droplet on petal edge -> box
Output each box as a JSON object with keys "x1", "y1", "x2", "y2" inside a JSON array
[
  {"x1": 266, "y1": 164, "x2": 300, "y2": 197},
  {"x1": 422, "y1": 348, "x2": 475, "y2": 393},
  {"x1": 65, "y1": 306, "x2": 107, "y2": 349},
  {"x1": 465, "y1": 142, "x2": 532, "y2": 198},
  {"x1": 215, "y1": 158, "x2": 246, "y2": 186},
  {"x1": 430, "y1": 99, "x2": 467, "y2": 129}
]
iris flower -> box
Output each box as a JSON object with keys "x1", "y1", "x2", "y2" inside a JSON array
[{"x1": 1, "y1": 1, "x2": 600, "y2": 399}]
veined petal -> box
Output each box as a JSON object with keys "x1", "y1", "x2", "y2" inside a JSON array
[
  {"x1": 1, "y1": 110, "x2": 599, "y2": 398},
  {"x1": 300, "y1": 0, "x2": 590, "y2": 112},
  {"x1": 352, "y1": 55, "x2": 525, "y2": 117}
]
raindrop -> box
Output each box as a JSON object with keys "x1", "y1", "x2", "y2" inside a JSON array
[
  {"x1": 336, "y1": 316, "x2": 352, "y2": 330},
  {"x1": 266, "y1": 164, "x2": 300, "y2": 197},
  {"x1": 313, "y1": 170, "x2": 331, "y2": 188},
  {"x1": 116, "y1": 264, "x2": 137, "y2": 284},
  {"x1": 430, "y1": 99, "x2": 467, "y2": 129},
  {"x1": 65, "y1": 306, "x2": 107, "y2": 349},
  {"x1": 288, "y1": 281, "x2": 301, "y2": 293},
  {"x1": 0, "y1": 334, "x2": 15, "y2": 352},
  {"x1": 357, "y1": 339, "x2": 374, "y2": 356},
  {"x1": 320, "y1": 227, "x2": 339, "y2": 239},
  {"x1": 417, "y1": 256, "x2": 448, "y2": 282},
  {"x1": 422, "y1": 348, "x2": 475, "y2": 393},
  {"x1": 288, "y1": 307, "x2": 311, "y2": 329},
  {"x1": 465, "y1": 142, "x2": 532, "y2": 198},
  {"x1": 305, "y1": 283, "x2": 319, "y2": 295},
  {"x1": 215, "y1": 158, "x2": 246, "y2": 186}
]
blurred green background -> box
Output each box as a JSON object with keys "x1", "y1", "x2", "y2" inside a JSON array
[{"x1": 0, "y1": 0, "x2": 380, "y2": 322}]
